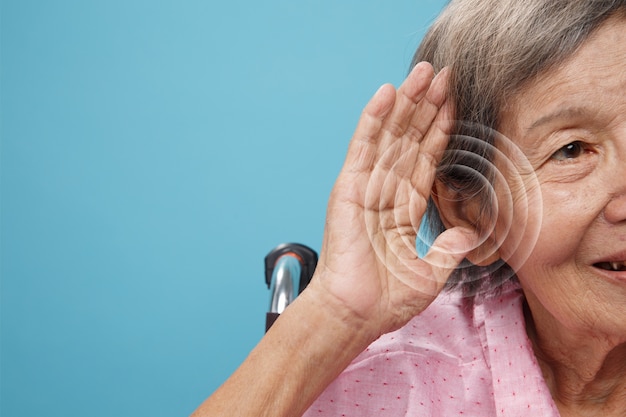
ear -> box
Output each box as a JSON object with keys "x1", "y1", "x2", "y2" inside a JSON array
[{"x1": 431, "y1": 179, "x2": 501, "y2": 266}]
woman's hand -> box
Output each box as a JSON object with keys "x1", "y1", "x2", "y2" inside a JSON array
[
  {"x1": 191, "y1": 62, "x2": 479, "y2": 417},
  {"x1": 307, "y1": 62, "x2": 477, "y2": 340}
]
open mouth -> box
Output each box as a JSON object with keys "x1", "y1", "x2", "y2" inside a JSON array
[{"x1": 594, "y1": 261, "x2": 626, "y2": 272}]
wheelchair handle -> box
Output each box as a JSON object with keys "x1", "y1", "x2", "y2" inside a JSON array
[{"x1": 264, "y1": 243, "x2": 318, "y2": 331}]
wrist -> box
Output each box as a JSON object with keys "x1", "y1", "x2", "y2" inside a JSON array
[{"x1": 295, "y1": 275, "x2": 380, "y2": 349}]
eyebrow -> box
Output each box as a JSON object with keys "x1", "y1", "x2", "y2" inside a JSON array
[{"x1": 525, "y1": 106, "x2": 590, "y2": 133}]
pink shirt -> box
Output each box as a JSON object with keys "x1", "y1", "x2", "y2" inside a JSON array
[{"x1": 304, "y1": 284, "x2": 560, "y2": 416}]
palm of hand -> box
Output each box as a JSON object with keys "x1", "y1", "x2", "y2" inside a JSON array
[{"x1": 309, "y1": 63, "x2": 478, "y2": 339}]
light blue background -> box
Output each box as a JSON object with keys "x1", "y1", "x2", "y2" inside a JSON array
[{"x1": 1, "y1": 1, "x2": 447, "y2": 415}]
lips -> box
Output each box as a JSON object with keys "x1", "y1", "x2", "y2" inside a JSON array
[{"x1": 593, "y1": 261, "x2": 626, "y2": 272}]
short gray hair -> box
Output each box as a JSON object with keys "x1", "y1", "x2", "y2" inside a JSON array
[{"x1": 412, "y1": 0, "x2": 626, "y2": 296}]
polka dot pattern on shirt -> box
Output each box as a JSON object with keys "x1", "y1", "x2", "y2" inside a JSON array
[{"x1": 304, "y1": 285, "x2": 560, "y2": 417}]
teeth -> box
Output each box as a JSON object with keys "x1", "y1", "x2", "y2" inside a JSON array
[
  {"x1": 611, "y1": 261, "x2": 626, "y2": 271},
  {"x1": 595, "y1": 261, "x2": 626, "y2": 271}
]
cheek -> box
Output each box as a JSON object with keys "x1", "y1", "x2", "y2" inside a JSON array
[
  {"x1": 525, "y1": 224, "x2": 576, "y2": 268},
  {"x1": 511, "y1": 182, "x2": 596, "y2": 271}
]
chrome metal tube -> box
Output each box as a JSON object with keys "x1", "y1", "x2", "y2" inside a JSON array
[{"x1": 268, "y1": 255, "x2": 301, "y2": 314}]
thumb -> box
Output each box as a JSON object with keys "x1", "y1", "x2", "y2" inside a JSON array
[{"x1": 421, "y1": 226, "x2": 479, "y2": 289}]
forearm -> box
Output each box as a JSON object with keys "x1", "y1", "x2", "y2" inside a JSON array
[
  {"x1": 191, "y1": 64, "x2": 460, "y2": 417},
  {"x1": 190, "y1": 283, "x2": 375, "y2": 417}
]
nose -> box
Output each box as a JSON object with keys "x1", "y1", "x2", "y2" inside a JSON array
[
  {"x1": 604, "y1": 144, "x2": 626, "y2": 224},
  {"x1": 605, "y1": 193, "x2": 626, "y2": 224},
  {"x1": 604, "y1": 127, "x2": 626, "y2": 224}
]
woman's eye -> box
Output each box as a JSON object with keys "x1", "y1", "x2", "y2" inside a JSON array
[{"x1": 550, "y1": 141, "x2": 587, "y2": 161}]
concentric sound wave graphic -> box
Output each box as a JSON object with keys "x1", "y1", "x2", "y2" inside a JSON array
[{"x1": 363, "y1": 123, "x2": 543, "y2": 296}]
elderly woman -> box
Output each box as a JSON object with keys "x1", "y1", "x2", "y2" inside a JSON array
[{"x1": 193, "y1": 0, "x2": 626, "y2": 416}]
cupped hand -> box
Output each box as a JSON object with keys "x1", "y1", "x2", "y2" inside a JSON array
[{"x1": 307, "y1": 62, "x2": 479, "y2": 340}]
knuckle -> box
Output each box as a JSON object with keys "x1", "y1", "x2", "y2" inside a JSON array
[{"x1": 384, "y1": 119, "x2": 406, "y2": 138}]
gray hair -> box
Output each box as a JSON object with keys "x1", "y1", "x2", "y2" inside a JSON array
[{"x1": 412, "y1": 0, "x2": 626, "y2": 296}]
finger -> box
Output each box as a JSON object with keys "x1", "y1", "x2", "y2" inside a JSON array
[
  {"x1": 421, "y1": 226, "x2": 479, "y2": 289},
  {"x1": 365, "y1": 66, "x2": 449, "y2": 212},
  {"x1": 380, "y1": 226, "x2": 475, "y2": 305},
  {"x1": 368, "y1": 225, "x2": 476, "y2": 303},
  {"x1": 376, "y1": 66, "x2": 450, "y2": 178},
  {"x1": 408, "y1": 97, "x2": 454, "y2": 205},
  {"x1": 365, "y1": 69, "x2": 452, "y2": 262},
  {"x1": 343, "y1": 83, "x2": 397, "y2": 173},
  {"x1": 343, "y1": 62, "x2": 444, "y2": 175},
  {"x1": 375, "y1": 63, "x2": 436, "y2": 164},
  {"x1": 405, "y1": 66, "x2": 450, "y2": 147},
  {"x1": 391, "y1": 94, "x2": 453, "y2": 238}
]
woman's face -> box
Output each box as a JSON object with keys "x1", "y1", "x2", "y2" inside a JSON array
[{"x1": 498, "y1": 16, "x2": 626, "y2": 342}]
